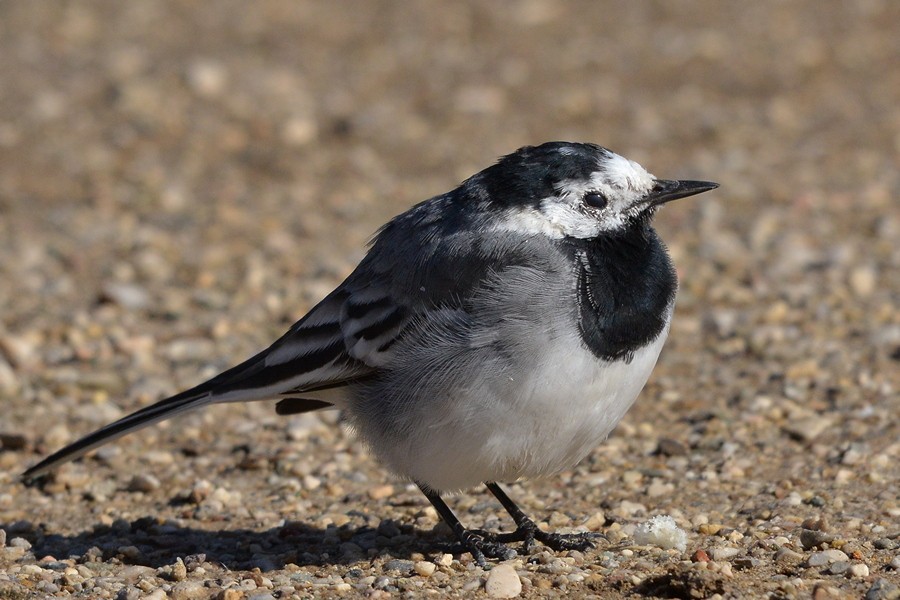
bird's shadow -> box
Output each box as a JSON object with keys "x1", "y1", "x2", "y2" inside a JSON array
[{"x1": 8, "y1": 516, "x2": 450, "y2": 571}]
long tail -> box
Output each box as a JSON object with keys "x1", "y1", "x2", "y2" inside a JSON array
[
  {"x1": 23, "y1": 328, "x2": 364, "y2": 480},
  {"x1": 21, "y1": 284, "x2": 399, "y2": 480},
  {"x1": 22, "y1": 384, "x2": 218, "y2": 479},
  {"x1": 20, "y1": 344, "x2": 289, "y2": 480}
]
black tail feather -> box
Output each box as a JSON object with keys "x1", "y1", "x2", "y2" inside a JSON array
[
  {"x1": 22, "y1": 388, "x2": 211, "y2": 481},
  {"x1": 274, "y1": 398, "x2": 333, "y2": 416}
]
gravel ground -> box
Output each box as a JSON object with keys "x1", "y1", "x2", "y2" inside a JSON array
[{"x1": 1, "y1": 2, "x2": 899, "y2": 599}]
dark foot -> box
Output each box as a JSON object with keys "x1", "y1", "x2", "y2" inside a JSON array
[
  {"x1": 533, "y1": 528, "x2": 603, "y2": 552},
  {"x1": 474, "y1": 519, "x2": 603, "y2": 554},
  {"x1": 417, "y1": 481, "x2": 605, "y2": 566},
  {"x1": 417, "y1": 483, "x2": 517, "y2": 566},
  {"x1": 451, "y1": 525, "x2": 518, "y2": 566},
  {"x1": 484, "y1": 482, "x2": 605, "y2": 553}
]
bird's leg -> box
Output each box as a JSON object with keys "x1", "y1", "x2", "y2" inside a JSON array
[
  {"x1": 417, "y1": 483, "x2": 517, "y2": 566},
  {"x1": 482, "y1": 482, "x2": 602, "y2": 553}
]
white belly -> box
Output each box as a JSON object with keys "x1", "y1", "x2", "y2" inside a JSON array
[
  {"x1": 484, "y1": 325, "x2": 669, "y2": 482},
  {"x1": 359, "y1": 310, "x2": 672, "y2": 493}
]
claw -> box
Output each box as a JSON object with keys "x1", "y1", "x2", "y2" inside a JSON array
[
  {"x1": 533, "y1": 529, "x2": 602, "y2": 551},
  {"x1": 473, "y1": 523, "x2": 602, "y2": 554},
  {"x1": 453, "y1": 529, "x2": 517, "y2": 566},
  {"x1": 418, "y1": 481, "x2": 605, "y2": 565}
]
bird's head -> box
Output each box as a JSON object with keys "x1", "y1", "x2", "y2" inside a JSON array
[{"x1": 472, "y1": 141, "x2": 718, "y2": 240}]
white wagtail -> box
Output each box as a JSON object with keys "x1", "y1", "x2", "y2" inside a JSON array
[{"x1": 24, "y1": 141, "x2": 717, "y2": 564}]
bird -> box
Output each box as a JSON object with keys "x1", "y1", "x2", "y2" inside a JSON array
[{"x1": 23, "y1": 141, "x2": 718, "y2": 564}]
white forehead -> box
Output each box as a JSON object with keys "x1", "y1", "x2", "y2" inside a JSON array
[
  {"x1": 557, "y1": 150, "x2": 656, "y2": 198},
  {"x1": 598, "y1": 151, "x2": 655, "y2": 192}
]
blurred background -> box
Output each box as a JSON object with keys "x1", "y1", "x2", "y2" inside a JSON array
[{"x1": 0, "y1": 1, "x2": 898, "y2": 595}]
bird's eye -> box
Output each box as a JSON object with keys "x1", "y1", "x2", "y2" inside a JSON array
[{"x1": 583, "y1": 191, "x2": 608, "y2": 209}]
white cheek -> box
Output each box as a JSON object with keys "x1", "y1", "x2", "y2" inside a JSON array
[
  {"x1": 539, "y1": 199, "x2": 603, "y2": 239},
  {"x1": 491, "y1": 201, "x2": 601, "y2": 239},
  {"x1": 491, "y1": 208, "x2": 567, "y2": 238},
  {"x1": 493, "y1": 198, "x2": 629, "y2": 240}
]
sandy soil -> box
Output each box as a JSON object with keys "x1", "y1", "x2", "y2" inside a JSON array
[{"x1": 1, "y1": 2, "x2": 898, "y2": 598}]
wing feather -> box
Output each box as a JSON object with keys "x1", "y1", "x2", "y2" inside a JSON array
[{"x1": 24, "y1": 184, "x2": 541, "y2": 479}]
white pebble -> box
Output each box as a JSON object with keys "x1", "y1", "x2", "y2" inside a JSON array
[
  {"x1": 822, "y1": 549, "x2": 850, "y2": 562},
  {"x1": 186, "y1": 59, "x2": 227, "y2": 97},
  {"x1": 485, "y1": 563, "x2": 522, "y2": 598},
  {"x1": 302, "y1": 475, "x2": 321, "y2": 490},
  {"x1": 101, "y1": 282, "x2": 151, "y2": 309},
  {"x1": 710, "y1": 546, "x2": 741, "y2": 561},
  {"x1": 9, "y1": 537, "x2": 31, "y2": 549}
]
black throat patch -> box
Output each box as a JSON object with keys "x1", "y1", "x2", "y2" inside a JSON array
[{"x1": 567, "y1": 224, "x2": 678, "y2": 362}]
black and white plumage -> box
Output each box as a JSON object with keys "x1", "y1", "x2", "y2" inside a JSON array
[{"x1": 24, "y1": 141, "x2": 717, "y2": 563}]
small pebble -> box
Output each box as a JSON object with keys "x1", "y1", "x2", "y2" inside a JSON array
[
  {"x1": 172, "y1": 558, "x2": 188, "y2": 581},
  {"x1": 170, "y1": 580, "x2": 207, "y2": 600},
  {"x1": 186, "y1": 59, "x2": 227, "y2": 96},
  {"x1": 775, "y1": 548, "x2": 804, "y2": 563},
  {"x1": 117, "y1": 546, "x2": 142, "y2": 561},
  {"x1": 118, "y1": 565, "x2": 156, "y2": 581},
  {"x1": 657, "y1": 437, "x2": 688, "y2": 456},
  {"x1": 848, "y1": 563, "x2": 870, "y2": 578},
  {"x1": 368, "y1": 484, "x2": 394, "y2": 500},
  {"x1": 647, "y1": 480, "x2": 674, "y2": 497},
  {"x1": 799, "y1": 528, "x2": 835, "y2": 550},
  {"x1": 0, "y1": 433, "x2": 27, "y2": 450},
  {"x1": 485, "y1": 563, "x2": 522, "y2": 598},
  {"x1": 413, "y1": 560, "x2": 436, "y2": 577},
  {"x1": 865, "y1": 578, "x2": 900, "y2": 600},
  {"x1": 100, "y1": 282, "x2": 151, "y2": 309},
  {"x1": 783, "y1": 416, "x2": 832, "y2": 442},
  {"x1": 698, "y1": 523, "x2": 723, "y2": 536},
  {"x1": 9, "y1": 537, "x2": 31, "y2": 549},
  {"x1": 128, "y1": 474, "x2": 160, "y2": 493},
  {"x1": 383, "y1": 559, "x2": 414, "y2": 575},
  {"x1": 183, "y1": 554, "x2": 206, "y2": 571},
  {"x1": 834, "y1": 468, "x2": 855, "y2": 484},
  {"x1": 583, "y1": 511, "x2": 606, "y2": 531},
  {"x1": 808, "y1": 549, "x2": 849, "y2": 567},
  {"x1": 829, "y1": 561, "x2": 851, "y2": 574},
  {"x1": 377, "y1": 519, "x2": 402, "y2": 538},
  {"x1": 710, "y1": 546, "x2": 741, "y2": 561},
  {"x1": 302, "y1": 475, "x2": 321, "y2": 490},
  {"x1": 849, "y1": 265, "x2": 877, "y2": 297},
  {"x1": 116, "y1": 586, "x2": 141, "y2": 600}
]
